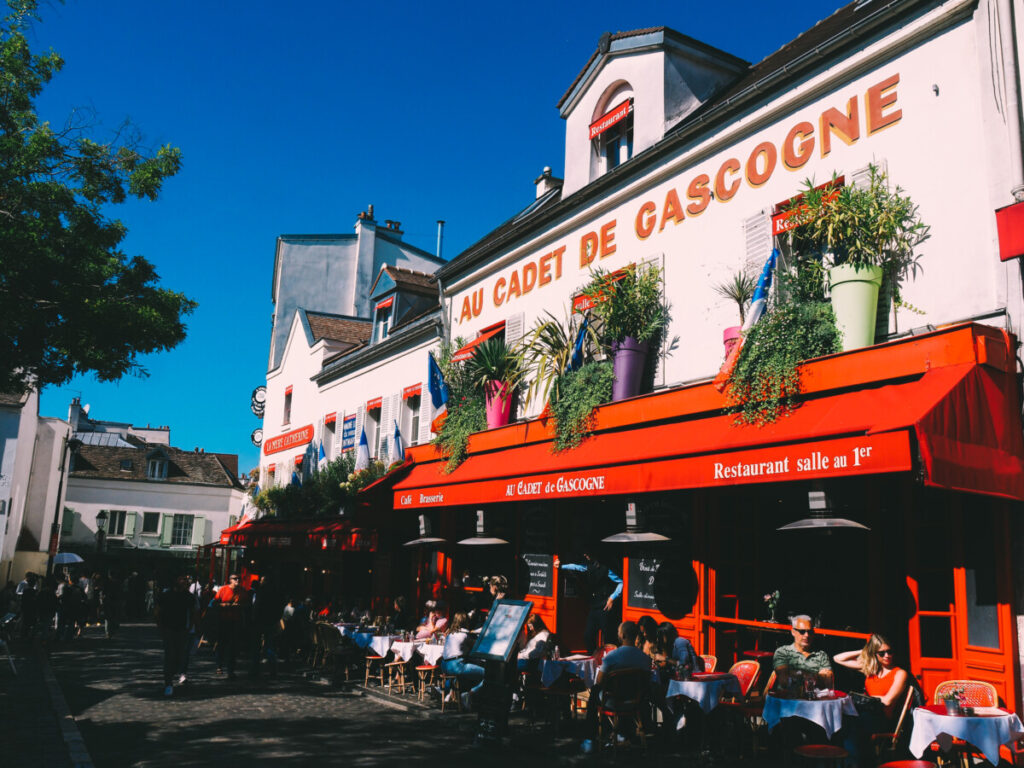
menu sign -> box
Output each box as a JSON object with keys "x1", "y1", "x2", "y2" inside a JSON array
[
  {"x1": 628, "y1": 556, "x2": 660, "y2": 610},
  {"x1": 522, "y1": 553, "x2": 554, "y2": 597}
]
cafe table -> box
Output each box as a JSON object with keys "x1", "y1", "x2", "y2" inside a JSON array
[
  {"x1": 763, "y1": 691, "x2": 857, "y2": 739},
  {"x1": 540, "y1": 655, "x2": 599, "y2": 689},
  {"x1": 369, "y1": 634, "x2": 401, "y2": 657},
  {"x1": 389, "y1": 639, "x2": 446, "y2": 666},
  {"x1": 666, "y1": 672, "x2": 742, "y2": 714},
  {"x1": 335, "y1": 625, "x2": 375, "y2": 649},
  {"x1": 909, "y1": 704, "x2": 1024, "y2": 766}
]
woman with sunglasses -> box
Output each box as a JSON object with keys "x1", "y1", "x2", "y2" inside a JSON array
[{"x1": 834, "y1": 634, "x2": 909, "y2": 720}]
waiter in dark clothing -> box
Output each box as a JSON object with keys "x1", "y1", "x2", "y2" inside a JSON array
[{"x1": 554, "y1": 552, "x2": 623, "y2": 653}]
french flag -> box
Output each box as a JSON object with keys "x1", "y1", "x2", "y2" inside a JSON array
[
  {"x1": 428, "y1": 351, "x2": 449, "y2": 433},
  {"x1": 317, "y1": 439, "x2": 327, "y2": 471},
  {"x1": 391, "y1": 419, "x2": 406, "y2": 463},
  {"x1": 713, "y1": 248, "x2": 779, "y2": 392},
  {"x1": 354, "y1": 427, "x2": 370, "y2": 471}
]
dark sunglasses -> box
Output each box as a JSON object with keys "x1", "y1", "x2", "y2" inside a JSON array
[
  {"x1": 794, "y1": 628, "x2": 814, "y2": 635},
  {"x1": 876, "y1": 649, "x2": 893, "y2": 656}
]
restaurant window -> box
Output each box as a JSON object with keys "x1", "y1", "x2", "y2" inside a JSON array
[
  {"x1": 141, "y1": 512, "x2": 160, "y2": 535},
  {"x1": 283, "y1": 388, "x2": 292, "y2": 425},
  {"x1": 965, "y1": 501, "x2": 1000, "y2": 649},
  {"x1": 171, "y1": 514, "x2": 193, "y2": 547},
  {"x1": 366, "y1": 406, "x2": 381, "y2": 458},
  {"x1": 107, "y1": 509, "x2": 127, "y2": 537},
  {"x1": 590, "y1": 86, "x2": 633, "y2": 179},
  {"x1": 404, "y1": 395, "x2": 421, "y2": 446},
  {"x1": 600, "y1": 116, "x2": 632, "y2": 171}
]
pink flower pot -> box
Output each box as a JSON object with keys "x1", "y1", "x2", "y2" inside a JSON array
[
  {"x1": 484, "y1": 381, "x2": 512, "y2": 428},
  {"x1": 723, "y1": 326, "x2": 742, "y2": 359}
]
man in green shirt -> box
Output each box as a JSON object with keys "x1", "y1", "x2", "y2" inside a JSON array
[{"x1": 773, "y1": 615, "x2": 834, "y2": 689}]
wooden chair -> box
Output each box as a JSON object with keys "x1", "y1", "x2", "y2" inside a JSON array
[
  {"x1": 871, "y1": 687, "x2": 916, "y2": 763},
  {"x1": 363, "y1": 653, "x2": 385, "y2": 687},
  {"x1": 596, "y1": 668, "x2": 651, "y2": 752},
  {"x1": 439, "y1": 673, "x2": 462, "y2": 712},
  {"x1": 385, "y1": 659, "x2": 412, "y2": 695},
  {"x1": 701, "y1": 654, "x2": 717, "y2": 672},
  {"x1": 416, "y1": 665, "x2": 438, "y2": 702},
  {"x1": 310, "y1": 622, "x2": 327, "y2": 667}
]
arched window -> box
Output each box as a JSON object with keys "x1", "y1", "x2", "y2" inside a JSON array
[{"x1": 590, "y1": 82, "x2": 634, "y2": 177}]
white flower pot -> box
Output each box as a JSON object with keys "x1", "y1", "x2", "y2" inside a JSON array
[{"x1": 829, "y1": 263, "x2": 884, "y2": 351}]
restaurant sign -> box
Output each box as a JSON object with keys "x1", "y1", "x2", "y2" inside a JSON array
[
  {"x1": 394, "y1": 431, "x2": 912, "y2": 508},
  {"x1": 341, "y1": 414, "x2": 356, "y2": 452},
  {"x1": 263, "y1": 424, "x2": 314, "y2": 456}
]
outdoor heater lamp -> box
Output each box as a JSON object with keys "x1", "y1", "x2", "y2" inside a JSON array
[
  {"x1": 457, "y1": 510, "x2": 509, "y2": 546},
  {"x1": 403, "y1": 513, "x2": 447, "y2": 547},
  {"x1": 776, "y1": 488, "x2": 870, "y2": 531},
  {"x1": 602, "y1": 502, "x2": 671, "y2": 543}
]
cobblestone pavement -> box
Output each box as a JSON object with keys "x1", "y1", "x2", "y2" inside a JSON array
[
  {"x1": 39, "y1": 622, "x2": 789, "y2": 768},
  {"x1": 1, "y1": 643, "x2": 77, "y2": 768}
]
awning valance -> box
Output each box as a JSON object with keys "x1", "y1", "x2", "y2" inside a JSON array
[
  {"x1": 393, "y1": 324, "x2": 1024, "y2": 508},
  {"x1": 220, "y1": 518, "x2": 377, "y2": 552},
  {"x1": 451, "y1": 322, "x2": 505, "y2": 362}
]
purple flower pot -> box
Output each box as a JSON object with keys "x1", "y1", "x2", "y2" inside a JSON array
[{"x1": 611, "y1": 337, "x2": 649, "y2": 401}]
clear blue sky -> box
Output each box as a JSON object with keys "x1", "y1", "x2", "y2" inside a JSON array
[{"x1": 33, "y1": 0, "x2": 848, "y2": 473}]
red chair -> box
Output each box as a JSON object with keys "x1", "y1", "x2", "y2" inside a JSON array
[
  {"x1": 727, "y1": 659, "x2": 761, "y2": 698},
  {"x1": 701, "y1": 654, "x2": 717, "y2": 673},
  {"x1": 596, "y1": 668, "x2": 651, "y2": 752},
  {"x1": 931, "y1": 679, "x2": 997, "y2": 707}
]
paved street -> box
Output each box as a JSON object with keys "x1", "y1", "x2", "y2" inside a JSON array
[{"x1": 42, "y1": 622, "x2": 588, "y2": 768}]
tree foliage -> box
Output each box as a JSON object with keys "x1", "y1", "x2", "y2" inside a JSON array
[
  {"x1": 0, "y1": 1, "x2": 196, "y2": 393},
  {"x1": 251, "y1": 453, "x2": 359, "y2": 519}
]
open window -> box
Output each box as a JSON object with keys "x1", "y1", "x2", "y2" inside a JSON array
[
  {"x1": 146, "y1": 449, "x2": 169, "y2": 480},
  {"x1": 374, "y1": 297, "x2": 394, "y2": 343},
  {"x1": 365, "y1": 398, "x2": 382, "y2": 458},
  {"x1": 590, "y1": 82, "x2": 634, "y2": 180}
]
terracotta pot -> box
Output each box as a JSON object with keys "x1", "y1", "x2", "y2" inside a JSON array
[
  {"x1": 611, "y1": 337, "x2": 649, "y2": 401},
  {"x1": 484, "y1": 381, "x2": 512, "y2": 428}
]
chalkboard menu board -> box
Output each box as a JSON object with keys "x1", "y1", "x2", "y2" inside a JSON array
[
  {"x1": 522, "y1": 553, "x2": 554, "y2": 597},
  {"x1": 628, "y1": 556, "x2": 660, "y2": 610}
]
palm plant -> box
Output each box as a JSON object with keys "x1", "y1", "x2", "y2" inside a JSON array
[
  {"x1": 466, "y1": 336, "x2": 524, "y2": 390},
  {"x1": 520, "y1": 311, "x2": 599, "y2": 407},
  {"x1": 713, "y1": 271, "x2": 756, "y2": 324}
]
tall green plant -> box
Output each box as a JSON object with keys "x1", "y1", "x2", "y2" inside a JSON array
[
  {"x1": 579, "y1": 263, "x2": 670, "y2": 346},
  {"x1": 466, "y1": 336, "x2": 524, "y2": 390},
  {"x1": 432, "y1": 337, "x2": 486, "y2": 472},
  {"x1": 521, "y1": 310, "x2": 600, "y2": 407},
  {"x1": 550, "y1": 361, "x2": 614, "y2": 451}
]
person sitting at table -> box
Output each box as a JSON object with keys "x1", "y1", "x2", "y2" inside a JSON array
[
  {"x1": 517, "y1": 614, "x2": 551, "y2": 671},
  {"x1": 580, "y1": 621, "x2": 652, "y2": 754},
  {"x1": 653, "y1": 622, "x2": 704, "y2": 677},
  {"x1": 773, "y1": 615, "x2": 833, "y2": 690},
  {"x1": 637, "y1": 615, "x2": 659, "y2": 657},
  {"x1": 833, "y1": 634, "x2": 908, "y2": 721},
  {"x1": 441, "y1": 611, "x2": 484, "y2": 707},
  {"x1": 416, "y1": 601, "x2": 448, "y2": 640},
  {"x1": 389, "y1": 596, "x2": 413, "y2": 633}
]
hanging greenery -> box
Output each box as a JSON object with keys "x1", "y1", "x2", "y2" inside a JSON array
[
  {"x1": 251, "y1": 453, "x2": 358, "y2": 518},
  {"x1": 549, "y1": 360, "x2": 614, "y2": 451},
  {"x1": 432, "y1": 337, "x2": 487, "y2": 472}
]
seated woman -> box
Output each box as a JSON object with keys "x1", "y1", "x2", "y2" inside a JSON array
[
  {"x1": 517, "y1": 614, "x2": 551, "y2": 671},
  {"x1": 833, "y1": 634, "x2": 909, "y2": 721},
  {"x1": 654, "y1": 622, "x2": 705, "y2": 677},
  {"x1": 415, "y1": 602, "x2": 448, "y2": 640},
  {"x1": 637, "y1": 615, "x2": 659, "y2": 657},
  {"x1": 440, "y1": 611, "x2": 484, "y2": 703}
]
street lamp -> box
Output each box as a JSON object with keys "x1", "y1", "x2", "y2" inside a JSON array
[{"x1": 95, "y1": 510, "x2": 107, "y2": 554}]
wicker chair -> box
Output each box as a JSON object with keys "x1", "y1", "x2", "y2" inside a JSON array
[
  {"x1": 932, "y1": 679, "x2": 997, "y2": 707},
  {"x1": 701, "y1": 654, "x2": 717, "y2": 673},
  {"x1": 727, "y1": 659, "x2": 761, "y2": 698}
]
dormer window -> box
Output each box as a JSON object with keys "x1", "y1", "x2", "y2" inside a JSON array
[
  {"x1": 374, "y1": 297, "x2": 394, "y2": 342},
  {"x1": 589, "y1": 85, "x2": 634, "y2": 181},
  {"x1": 146, "y1": 449, "x2": 168, "y2": 480}
]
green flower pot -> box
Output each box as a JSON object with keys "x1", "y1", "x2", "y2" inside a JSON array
[{"x1": 828, "y1": 263, "x2": 884, "y2": 351}]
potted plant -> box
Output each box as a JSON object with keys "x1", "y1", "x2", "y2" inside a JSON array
[
  {"x1": 578, "y1": 263, "x2": 670, "y2": 401},
  {"x1": 713, "y1": 270, "x2": 756, "y2": 359},
  {"x1": 466, "y1": 336, "x2": 524, "y2": 428},
  {"x1": 520, "y1": 310, "x2": 599, "y2": 408},
  {"x1": 549, "y1": 360, "x2": 615, "y2": 450},
  {"x1": 432, "y1": 337, "x2": 486, "y2": 472},
  {"x1": 941, "y1": 686, "x2": 965, "y2": 716},
  {"x1": 786, "y1": 165, "x2": 929, "y2": 350}
]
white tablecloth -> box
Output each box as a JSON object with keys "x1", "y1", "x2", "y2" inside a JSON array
[
  {"x1": 763, "y1": 693, "x2": 858, "y2": 739},
  {"x1": 666, "y1": 673, "x2": 742, "y2": 714},
  {"x1": 909, "y1": 706, "x2": 1024, "y2": 766},
  {"x1": 540, "y1": 656, "x2": 599, "y2": 689},
  {"x1": 369, "y1": 635, "x2": 401, "y2": 657},
  {"x1": 388, "y1": 640, "x2": 446, "y2": 666}
]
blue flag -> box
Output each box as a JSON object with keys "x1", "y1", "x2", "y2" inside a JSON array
[
  {"x1": 427, "y1": 351, "x2": 449, "y2": 433},
  {"x1": 391, "y1": 419, "x2": 406, "y2": 463},
  {"x1": 565, "y1": 316, "x2": 589, "y2": 375},
  {"x1": 355, "y1": 427, "x2": 370, "y2": 471}
]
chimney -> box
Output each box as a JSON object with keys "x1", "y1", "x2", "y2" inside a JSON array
[
  {"x1": 534, "y1": 166, "x2": 563, "y2": 199},
  {"x1": 68, "y1": 398, "x2": 83, "y2": 432}
]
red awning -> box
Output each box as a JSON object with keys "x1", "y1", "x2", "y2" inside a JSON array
[
  {"x1": 376, "y1": 296, "x2": 394, "y2": 310},
  {"x1": 294, "y1": 455, "x2": 304, "y2": 465},
  {"x1": 366, "y1": 396, "x2": 382, "y2": 410},
  {"x1": 451, "y1": 322, "x2": 505, "y2": 363},
  {"x1": 324, "y1": 412, "x2": 337, "y2": 424},
  {"x1": 403, "y1": 384, "x2": 422, "y2": 399},
  {"x1": 393, "y1": 326, "x2": 1024, "y2": 508},
  {"x1": 219, "y1": 517, "x2": 253, "y2": 545},
  {"x1": 222, "y1": 518, "x2": 377, "y2": 552}
]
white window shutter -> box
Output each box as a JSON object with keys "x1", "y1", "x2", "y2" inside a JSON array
[
  {"x1": 191, "y1": 515, "x2": 205, "y2": 547},
  {"x1": 354, "y1": 406, "x2": 366, "y2": 455},
  {"x1": 743, "y1": 210, "x2": 772, "y2": 276},
  {"x1": 379, "y1": 396, "x2": 393, "y2": 460},
  {"x1": 505, "y1": 312, "x2": 525, "y2": 346},
  {"x1": 124, "y1": 511, "x2": 137, "y2": 538},
  {"x1": 418, "y1": 387, "x2": 432, "y2": 445},
  {"x1": 160, "y1": 514, "x2": 174, "y2": 546}
]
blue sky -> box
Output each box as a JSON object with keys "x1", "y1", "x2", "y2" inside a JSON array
[{"x1": 33, "y1": 0, "x2": 848, "y2": 473}]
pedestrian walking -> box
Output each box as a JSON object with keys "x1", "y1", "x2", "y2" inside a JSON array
[
  {"x1": 211, "y1": 574, "x2": 248, "y2": 679},
  {"x1": 155, "y1": 575, "x2": 196, "y2": 697},
  {"x1": 249, "y1": 575, "x2": 284, "y2": 678}
]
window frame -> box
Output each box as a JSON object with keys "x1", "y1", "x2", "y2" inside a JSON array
[
  {"x1": 147, "y1": 457, "x2": 168, "y2": 480},
  {"x1": 170, "y1": 514, "x2": 194, "y2": 547},
  {"x1": 107, "y1": 509, "x2": 127, "y2": 538},
  {"x1": 141, "y1": 511, "x2": 161, "y2": 536}
]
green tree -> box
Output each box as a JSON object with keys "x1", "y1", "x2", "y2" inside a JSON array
[{"x1": 0, "y1": 0, "x2": 195, "y2": 393}]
